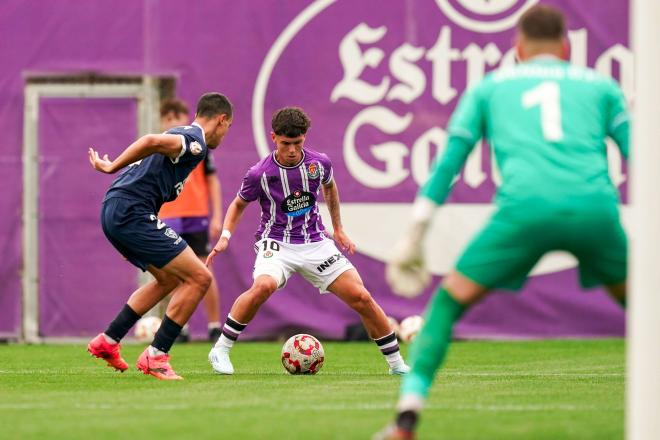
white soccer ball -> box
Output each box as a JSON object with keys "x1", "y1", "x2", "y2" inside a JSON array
[
  {"x1": 281, "y1": 334, "x2": 325, "y2": 375},
  {"x1": 134, "y1": 316, "x2": 162, "y2": 342},
  {"x1": 398, "y1": 315, "x2": 424, "y2": 343}
]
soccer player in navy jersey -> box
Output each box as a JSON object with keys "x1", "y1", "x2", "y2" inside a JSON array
[
  {"x1": 205, "y1": 107, "x2": 409, "y2": 375},
  {"x1": 87, "y1": 93, "x2": 232, "y2": 380}
]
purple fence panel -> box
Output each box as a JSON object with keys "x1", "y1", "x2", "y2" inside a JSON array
[
  {"x1": 38, "y1": 98, "x2": 139, "y2": 336},
  {"x1": 0, "y1": 0, "x2": 630, "y2": 339}
]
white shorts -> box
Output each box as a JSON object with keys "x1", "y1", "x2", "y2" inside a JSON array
[{"x1": 252, "y1": 238, "x2": 355, "y2": 293}]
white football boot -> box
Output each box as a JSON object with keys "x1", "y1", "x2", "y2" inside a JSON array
[
  {"x1": 208, "y1": 346, "x2": 234, "y2": 375},
  {"x1": 389, "y1": 362, "x2": 411, "y2": 375}
]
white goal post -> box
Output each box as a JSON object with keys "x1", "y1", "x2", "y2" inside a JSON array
[
  {"x1": 21, "y1": 75, "x2": 162, "y2": 343},
  {"x1": 627, "y1": 1, "x2": 660, "y2": 439}
]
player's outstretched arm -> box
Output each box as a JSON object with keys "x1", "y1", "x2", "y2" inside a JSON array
[
  {"x1": 88, "y1": 134, "x2": 185, "y2": 174},
  {"x1": 321, "y1": 180, "x2": 356, "y2": 255},
  {"x1": 386, "y1": 197, "x2": 435, "y2": 298},
  {"x1": 206, "y1": 196, "x2": 249, "y2": 267},
  {"x1": 389, "y1": 84, "x2": 482, "y2": 297},
  {"x1": 387, "y1": 135, "x2": 475, "y2": 298}
]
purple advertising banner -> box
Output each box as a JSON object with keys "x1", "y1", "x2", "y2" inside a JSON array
[{"x1": 0, "y1": 0, "x2": 628, "y2": 339}]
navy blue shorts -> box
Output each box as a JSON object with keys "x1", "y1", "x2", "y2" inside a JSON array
[
  {"x1": 181, "y1": 231, "x2": 211, "y2": 256},
  {"x1": 101, "y1": 197, "x2": 188, "y2": 271}
]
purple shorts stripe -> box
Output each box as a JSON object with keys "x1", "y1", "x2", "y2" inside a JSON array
[
  {"x1": 381, "y1": 346, "x2": 400, "y2": 356},
  {"x1": 222, "y1": 328, "x2": 239, "y2": 341}
]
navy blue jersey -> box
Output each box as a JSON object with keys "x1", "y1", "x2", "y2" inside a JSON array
[{"x1": 103, "y1": 123, "x2": 208, "y2": 212}]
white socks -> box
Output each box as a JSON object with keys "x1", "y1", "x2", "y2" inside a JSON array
[{"x1": 214, "y1": 314, "x2": 247, "y2": 350}]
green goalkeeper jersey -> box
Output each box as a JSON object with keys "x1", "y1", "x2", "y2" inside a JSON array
[{"x1": 421, "y1": 56, "x2": 630, "y2": 211}]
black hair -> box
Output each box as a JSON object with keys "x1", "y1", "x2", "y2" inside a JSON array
[
  {"x1": 195, "y1": 93, "x2": 233, "y2": 119},
  {"x1": 160, "y1": 98, "x2": 189, "y2": 118},
  {"x1": 518, "y1": 5, "x2": 566, "y2": 41},
  {"x1": 271, "y1": 107, "x2": 311, "y2": 137}
]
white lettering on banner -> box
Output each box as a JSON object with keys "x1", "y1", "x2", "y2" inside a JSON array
[
  {"x1": 425, "y1": 27, "x2": 459, "y2": 104},
  {"x1": 569, "y1": 29, "x2": 587, "y2": 67},
  {"x1": 252, "y1": 1, "x2": 633, "y2": 275},
  {"x1": 435, "y1": 0, "x2": 539, "y2": 33},
  {"x1": 330, "y1": 23, "x2": 390, "y2": 105},
  {"x1": 332, "y1": 24, "x2": 633, "y2": 190},
  {"x1": 344, "y1": 106, "x2": 412, "y2": 188},
  {"x1": 387, "y1": 44, "x2": 426, "y2": 103},
  {"x1": 595, "y1": 44, "x2": 634, "y2": 102}
]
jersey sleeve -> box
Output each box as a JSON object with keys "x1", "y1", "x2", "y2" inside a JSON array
[
  {"x1": 605, "y1": 80, "x2": 630, "y2": 159},
  {"x1": 237, "y1": 166, "x2": 260, "y2": 202},
  {"x1": 319, "y1": 154, "x2": 334, "y2": 185},
  {"x1": 446, "y1": 82, "x2": 487, "y2": 145},
  {"x1": 419, "y1": 84, "x2": 485, "y2": 205},
  {"x1": 166, "y1": 128, "x2": 207, "y2": 165},
  {"x1": 204, "y1": 153, "x2": 217, "y2": 175}
]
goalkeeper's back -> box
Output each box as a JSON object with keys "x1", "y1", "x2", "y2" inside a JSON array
[{"x1": 451, "y1": 58, "x2": 629, "y2": 210}]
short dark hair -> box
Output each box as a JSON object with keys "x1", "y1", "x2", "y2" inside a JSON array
[
  {"x1": 195, "y1": 93, "x2": 233, "y2": 119},
  {"x1": 271, "y1": 107, "x2": 311, "y2": 137},
  {"x1": 518, "y1": 5, "x2": 566, "y2": 41},
  {"x1": 160, "y1": 98, "x2": 189, "y2": 118}
]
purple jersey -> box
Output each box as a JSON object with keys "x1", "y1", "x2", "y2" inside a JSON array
[{"x1": 238, "y1": 149, "x2": 333, "y2": 244}]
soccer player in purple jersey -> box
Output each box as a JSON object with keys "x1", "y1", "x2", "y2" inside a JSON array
[{"x1": 205, "y1": 107, "x2": 409, "y2": 375}]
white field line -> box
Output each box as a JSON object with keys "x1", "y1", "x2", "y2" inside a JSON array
[
  {"x1": 0, "y1": 370, "x2": 624, "y2": 378},
  {"x1": 0, "y1": 401, "x2": 621, "y2": 412},
  {"x1": 442, "y1": 372, "x2": 624, "y2": 377}
]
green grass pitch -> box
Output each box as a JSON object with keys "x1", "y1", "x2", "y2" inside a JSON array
[{"x1": 0, "y1": 339, "x2": 623, "y2": 439}]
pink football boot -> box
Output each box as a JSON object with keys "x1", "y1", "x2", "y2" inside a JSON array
[
  {"x1": 87, "y1": 333, "x2": 129, "y2": 372},
  {"x1": 136, "y1": 348, "x2": 183, "y2": 381}
]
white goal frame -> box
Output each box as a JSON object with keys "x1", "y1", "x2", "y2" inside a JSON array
[
  {"x1": 21, "y1": 77, "x2": 160, "y2": 343},
  {"x1": 627, "y1": 1, "x2": 660, "y2": 438}
]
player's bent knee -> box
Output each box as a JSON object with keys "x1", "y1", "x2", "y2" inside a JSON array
[
  {"x1": 251, "y1": 276, "x2": 278, "y2": 297},
  {"x1": 190, "y1": 268, "x2": 213, "y2": 293},
  {"x1": 347, "y1": 289, "x2": 374, "y2": 313},
  {"x1": 443, "y1": 271, "x2": 488, "y2": 305},
  {"x1": 154, "y1": 273, "x2": 179, "y2": 292}
]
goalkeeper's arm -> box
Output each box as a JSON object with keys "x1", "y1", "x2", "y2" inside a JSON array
[
  {"x1": 411, "y1": 134, "x2": 475, "y2": 233},
  {"x1": 387, "y1": 135, "x2": 475, "y2": 297},
  {"x1": 388, "y1": 79, "x2": 484, "y2": 297}
]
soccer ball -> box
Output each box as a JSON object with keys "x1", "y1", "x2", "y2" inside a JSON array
[
  {"x1": 398, "y1": 315, "x2": 424, "y2": 343},
  {"x1": 134, "y1": 316, "x2": 162, "y2": 342},
  {"x1": 281, "y1": 334, "x2": 325, "y2": 375}
]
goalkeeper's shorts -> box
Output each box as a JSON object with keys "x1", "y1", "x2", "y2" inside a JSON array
[{"x1": 454, "y1": 204, "x2": 627, "y2": 291}]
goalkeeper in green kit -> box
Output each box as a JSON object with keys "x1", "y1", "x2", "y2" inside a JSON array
[{"x1": 375, "y1": 5, "x2": 629, "y2": 439}]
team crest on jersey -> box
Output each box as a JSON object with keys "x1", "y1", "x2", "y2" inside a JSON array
[
  {"x1": 281, "y1": 190, "x2": 316, "y2": 217},
  {"x1": 164, "y1": 228, "x2": 179, "y2": 240},
  {"x1": 307, "y1": 162, "x2": 320, "y2": 179},
  {"x1": 264, "y1": 250, "x2": 273, "y2": 258},
  {"x1": 190, "y1": 141, "x2": 203, "y2": 155}
]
